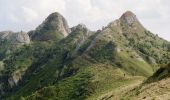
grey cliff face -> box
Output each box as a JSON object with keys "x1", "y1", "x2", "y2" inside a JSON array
[
  {"x1": 12, "y1": 31, "x2": 30, "y2": 44},
  {"x1": 0, "y1": 31, "x2": 30, "y2": 45}
]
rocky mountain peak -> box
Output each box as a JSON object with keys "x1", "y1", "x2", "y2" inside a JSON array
[
  {"x1": 76, "y1": 24, "x2": 87, "y2": 29},
  {"x1": 37, "y1": 12, "x2": 70, "y2": 37},
  {"x1": 120, "y1": 11, "x2": 139, "y2": 26},
  {"x1": 29, "y1": 12, "x2": 71, "y2": 41},
  {"x1": 71, "y1": 24, "x2": 87, "y2": 32},
  {"x1": 1, "y1": 10, "x2": 170, "y2": 100}
]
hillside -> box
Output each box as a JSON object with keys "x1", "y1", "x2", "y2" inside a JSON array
[
  {"x1": 0, "y1": 11, "x2": 170, "y2": 100},
  {"x1": 115, "y1": 63, "x2": 170, "y2": 100}
]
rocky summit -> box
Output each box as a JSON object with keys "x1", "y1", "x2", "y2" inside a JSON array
[
  {"x1": 120, "y1": 11, "x2": 139, "y2": 25},
  {"x1": 28, "y1": 12, "x2": 70, "y2": 41},
  {"x1": 0, "y1": 11, "x2": 170, "y2": 100}
]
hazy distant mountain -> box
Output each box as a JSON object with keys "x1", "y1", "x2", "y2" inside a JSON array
[{"x1": 0, "y1": 11, "x2": 170, "y2": 100}]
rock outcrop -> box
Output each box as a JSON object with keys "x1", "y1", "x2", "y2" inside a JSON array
[
  {"x1": 29, "y1": 12, "x2": 70, "y2": 41},
  {"x1": 0, "y1": 31, "x2": 30, "y2": 45},
  {"x1": 120, "y1": 11, "x2": 139, "y2": 26},
  {"x1": 0, "y1": 31, "x2": 30, "y2": 60}
]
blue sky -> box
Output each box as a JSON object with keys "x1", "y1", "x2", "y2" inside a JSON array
[{"x1": 0, "y1": 0, "x2": 170, "y2": 41}]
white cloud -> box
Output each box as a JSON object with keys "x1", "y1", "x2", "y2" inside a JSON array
[
  {"x1": 0, "y1": 0, "x2": 170, "y2": 41},
  {"x1": 8, "y1": 14, "x2": 20, "y2": 23},
  {"x1": 21, "y1": 6, "x2": 38, "y2": 23}
]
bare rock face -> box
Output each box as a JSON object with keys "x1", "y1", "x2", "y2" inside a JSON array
[
  {"x1": 8, "y1": 67, "x2": 27, "y2": 88},
  {"x1": 37, "y1": 12, "x2": 70, "y2": 37},
  {"x1": 29, "y1": 12, "x2": 70, "y2": 41},
  {"x1": 120, "y1": 11, "x2": 139, "y2": 26},
  {"x1": 11, "y1": 31, "x2": 30, "y2": 45},
  {"x1": 0, "y1": 31, "x2": 30, "y2": 45},
  {"x1": 108, "y1": 11, "x2": 144, "y2": 33}
]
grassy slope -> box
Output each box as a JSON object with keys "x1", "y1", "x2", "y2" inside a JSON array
[
  {"x1": 117, "y1": 51, "x2": 153, "y2": 77},
  {"x1": 18, "y1": 45, "x2": 154, "y2": 100},
  {"x1": 24, "y1": 53, "x2": 150, "y2": 100},
  {"x1": 120, "y1": 63, "x2": 170, "y2": 100},
  {"x1": 25, "y1": 57, "x2": 93, "y2": 100}
]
